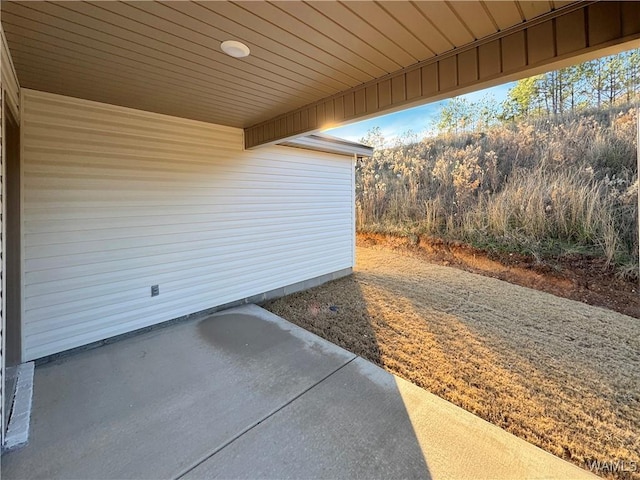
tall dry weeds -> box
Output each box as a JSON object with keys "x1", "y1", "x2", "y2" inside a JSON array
[{"x1": 357, "y1": 107, "x2": 638, "y2": 273}]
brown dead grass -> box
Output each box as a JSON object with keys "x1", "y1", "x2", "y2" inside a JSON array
[
  {"x1": 359, "y1": 231, "x2": 640, "y2": 319},
  {"x1": 264, "y1": 245, "x2": 640, "y2": 480}
]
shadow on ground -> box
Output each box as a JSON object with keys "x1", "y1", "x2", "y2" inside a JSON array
[
  {"x1": 264, "y1": 274, "x2": 384, "y2": 366},
  {"x1": 263, "y1": 248, "x2": 640, "y2": 480}
]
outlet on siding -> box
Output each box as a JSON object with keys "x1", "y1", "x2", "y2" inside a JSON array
[{"x1": 151, "y1": 285, "x2": 159, "y2": 297}]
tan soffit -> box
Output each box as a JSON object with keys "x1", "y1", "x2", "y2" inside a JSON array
[
  {"x1": 246, "y1": 1, "x2": 640, "y2": 148},
  {"x1": 1, "y1": 1, "x2": 564, "y2": 126},
  {"x1": 2, "y1": 1, "x2": 639, "y2": 145}
]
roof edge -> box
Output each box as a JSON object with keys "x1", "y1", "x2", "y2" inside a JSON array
[{"x1": 279, "y1": 133, "x2": 373, "y2": 157}]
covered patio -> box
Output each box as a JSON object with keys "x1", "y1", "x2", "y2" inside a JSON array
[
  {"x1": 2, "y1": 305, "x2": 593, "y2": 479},
  {"x1": 1, "y1": 1, "x2": 639, "y2": 478}
]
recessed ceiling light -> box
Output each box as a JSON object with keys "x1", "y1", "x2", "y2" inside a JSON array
[{"x1": 221, "y1": 40, "x2": 250, "y2": 58}]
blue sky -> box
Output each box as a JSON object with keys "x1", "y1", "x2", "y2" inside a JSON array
[{"x1": 326, "y1": 81, "x2": 515, "y2": 144}]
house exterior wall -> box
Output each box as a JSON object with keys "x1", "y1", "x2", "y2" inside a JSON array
[
  {"x1": 0, "y1": 30, "x2": 5, "y2": 448},
  {"x1": 21, "y1": 89, "x2": 355, "y2": 361},
  {"x1": 0, "y1": 22, "x2": 20, "y2": 445}
]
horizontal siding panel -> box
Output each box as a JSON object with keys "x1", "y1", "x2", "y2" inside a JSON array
[
  {"x1": 23, "y1": 119, "x2": 244, "y2": 149},
  {"x1": 27, "y1": 225, "x2": 350, "y2": 268},
  {"x1": 24, "y1": 178, "x2": 352, "y2": 196},
  {"x1": 26, "y1": 249, "x2": 350, "y2": 325},
  {"x1": 24, "y1": 130, "x2": 252, "y2": 158},
  {"x1": 25, "y1": 209, "x2": 352, "y2": 234},
  {"x1": 26, "y1": 237, "x2": 344, "y2": 284},
  {"x1": 24, "y1": 247, "x2": 351, "y2": 306},
  {"x1": 25, "y1": 216, "x2": 350, "y2": 247},
  {"x1": 25, "y1": 228, "x2": 348, "y2": 271},
  {"x1": 23, "y1": 160, "x2": 351, "y2": 184},
  {"x1": 24, "y1": 103, "x2": 239, "y2": 142},
  {"x1": 25, "y1": 219, "x2": 347, "y2": 259},
  {"x1": 25, "y1": 235, "x2": 350, "y2": 298},
  {"x1": 24, "y1": 159, "x2": 352, "y2": 183},
  {"x1": 23, "y1": 144, "x2": 350, "y2": 173},
  {"x1": 25, "y1": 187, "x2": 352, "y2": 201},
  {"x1": 24, "y1": 203, "x2": 349, "y2": 222},
  {"x1": 25, "y1": 189, "x2": 350, "y2": 205},
  {"x1": 24, "y1": 169, "x2": 352, "y2": 187},
  {"x1": 25, "y1": 255, "x2": 350, "y2": 360},
  {"x1": 23, "y1": 89, "x2": 355, "y2": 360}
]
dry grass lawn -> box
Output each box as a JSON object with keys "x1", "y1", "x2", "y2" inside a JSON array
[{"x1": 264, "y1": 245, "x2": 640, "y2": 479}]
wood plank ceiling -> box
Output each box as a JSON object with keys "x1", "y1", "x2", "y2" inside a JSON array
[{"x1": 1, "y1": 1, "x2": 574, "y2": 129}]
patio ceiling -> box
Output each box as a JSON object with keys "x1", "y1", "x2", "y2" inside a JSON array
[{"x1": 2, "y1": 1, "x2": 639, "y2": 148}]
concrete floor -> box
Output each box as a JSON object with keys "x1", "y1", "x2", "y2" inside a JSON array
[{"x1": 2, "y1": 304, "x2": 594, "y2": 480}]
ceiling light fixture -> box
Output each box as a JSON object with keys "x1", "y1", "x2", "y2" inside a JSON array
[{"x1": 221, "y1": 40, "x2": 250, "y2": 58}]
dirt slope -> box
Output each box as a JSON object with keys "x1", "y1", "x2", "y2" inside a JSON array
[{"x1": 265, "y1": 245, "x2": 640, "y2": 480}]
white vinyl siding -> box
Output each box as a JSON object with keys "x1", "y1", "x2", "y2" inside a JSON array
[{"x1": 22, "y1": 89, "x2": 354, "y2": 360}]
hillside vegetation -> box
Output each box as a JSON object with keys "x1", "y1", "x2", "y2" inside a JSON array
[{"x1": 357, "y1": 50, "x2": 639, "y2": 276}]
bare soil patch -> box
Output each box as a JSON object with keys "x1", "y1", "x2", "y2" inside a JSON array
[
  {"x1": 264, "y1": 245, "x2": 640, "y2": 479},
  {"x1": 358, "y1": 232, "x2": 640, "y2": 319}
]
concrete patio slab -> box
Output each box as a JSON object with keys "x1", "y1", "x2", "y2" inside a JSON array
[
  {"x1": 2, "y1": 304, "x2": 595, "y2": 480},
  {"x1": 184, "y1": 357, "x2": 593, "y2": 480},
  {"x1": 1, "y1": 305, "x2": 355, "y2": 479}
]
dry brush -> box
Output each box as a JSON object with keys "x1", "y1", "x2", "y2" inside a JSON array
[{"x1": 357, "y1": 107, "x2": 639, "y2": 275}]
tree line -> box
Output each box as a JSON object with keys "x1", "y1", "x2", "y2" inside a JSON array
[{"x1": 436, "y1": 49, "x2": 639, "y2": 133}]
